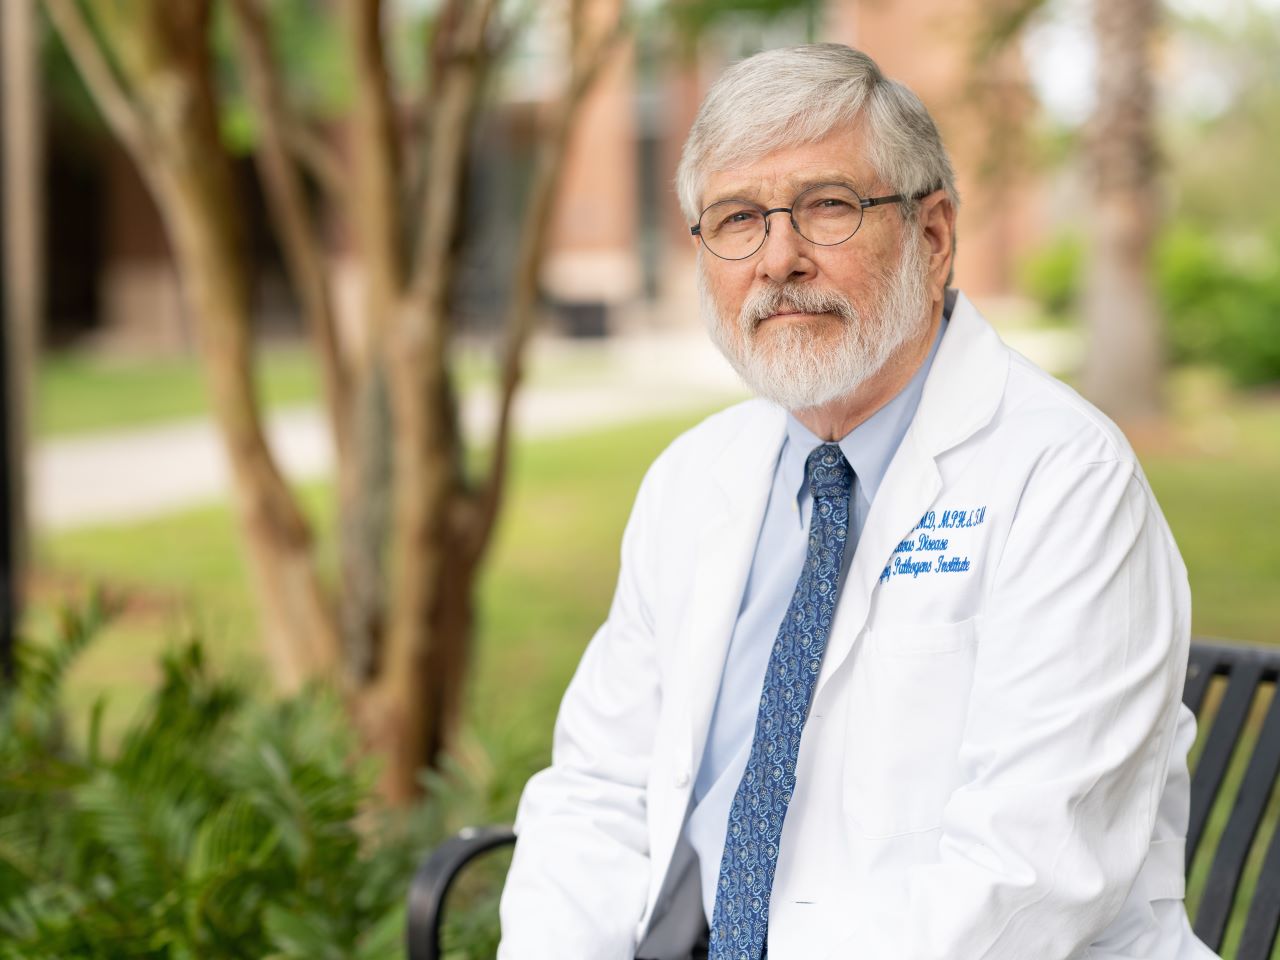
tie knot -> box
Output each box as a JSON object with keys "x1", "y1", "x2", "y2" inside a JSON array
[{"x1": 806, "y1": 443, "x2": 854, "y2": 500}]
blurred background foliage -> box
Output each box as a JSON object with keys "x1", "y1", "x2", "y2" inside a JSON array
[
  {"x1": 1, "y1": 594, "x2": 527, "y2": 959},
  {"x1": 1019, "y1": 226, "x2": 1280, "y2": 385},
  {"x1": 6, "y1": 0, "x2": 1280, "y2": 953},
  {"x1": 1016, "y1": 0, "x2": 1280, "y2": 385}
]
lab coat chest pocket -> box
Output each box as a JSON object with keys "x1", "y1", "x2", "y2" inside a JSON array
[{"x1": 841, "y1": 618, "x2": 978, "y2": 838}]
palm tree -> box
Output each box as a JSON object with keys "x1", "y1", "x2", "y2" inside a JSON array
[{"x1": 1082, "y1": 0, "x2": 1164, "y2": 423}]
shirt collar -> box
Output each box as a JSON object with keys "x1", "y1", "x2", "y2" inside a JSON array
[{"x1": 781, "y1": 307, "x2": 950, "y2": 511}]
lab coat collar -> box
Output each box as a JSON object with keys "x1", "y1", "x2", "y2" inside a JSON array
[{"x1": 911, "y1": 288, "x2": 1009, "y2": 459}]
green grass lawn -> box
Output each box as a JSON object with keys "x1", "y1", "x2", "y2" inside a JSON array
[
  {"x1": 1145, "y1": 372, "x2": 1280, "y2": 645},
  {"x1": 36, "y1": 344, "x2": 322, "y2": 439},
  {"x1": 33, "y1": 410, "x2": 715, "y2": 753},
  {"x1": 34, "y1": 338, "x2": 636, "y2": 440}
]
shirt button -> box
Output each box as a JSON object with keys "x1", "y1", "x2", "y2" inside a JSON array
[{"x1": 674, "y1": 771, "x2": 690, "y2": 788}]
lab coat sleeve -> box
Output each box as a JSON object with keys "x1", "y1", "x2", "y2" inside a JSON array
[
  {"x1": 498, "y1": 457, "x2": 667, "y2": 960},
  {"x1": 836, "y1": 454, "x2": 1190, "y2": 959}
]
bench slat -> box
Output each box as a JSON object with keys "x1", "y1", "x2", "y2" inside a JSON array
[
  {"x1": 1183, "y1": 647, "x2": 1219, "y2": 716},
  {"x1": 1237, "y1": 802, "x2": 1280, "y2": 960},
  {"x1": 1193, "y1": 680, "x2": 1280, "y2": 951},
  {"x1": 1189, "y1": 660, "x2": 1265, "y2": 864}
]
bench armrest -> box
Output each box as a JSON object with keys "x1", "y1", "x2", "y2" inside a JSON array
[{"x1": 406, "y1": 825, "x2": 517, "y2": 960}]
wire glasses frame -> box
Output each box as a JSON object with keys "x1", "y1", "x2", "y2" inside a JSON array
[{"x1": 690, "y1": 183, "x2": 936, "y2": 261}]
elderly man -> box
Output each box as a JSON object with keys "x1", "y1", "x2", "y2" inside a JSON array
[{"x1": 498, "y1": 44, "x2": 1217, "y2": 960}]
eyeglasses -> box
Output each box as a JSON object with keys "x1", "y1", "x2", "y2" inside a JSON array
[{"x1": 691, "y1": 183, "x2": 934, "y2": 261}]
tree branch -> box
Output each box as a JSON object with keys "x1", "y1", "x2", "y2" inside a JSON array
[
  {"x1": 403, "y1": 0, "x2": 463, "y2": 276},
  {"x1": 125, "y1": 0, "x2": 343, "y2": 684},
  {"x1": 228, "y1": 0, "x2": 352, "y2": 460},
  {"x1": 282, "y1": 118, "x2": 344, "y2": 198},
  {"x1": 343, "y1": 0, "x2": 405, "y2": 317},
  {"x1": 468, "y1": 13, "x2": 629, "y2": 562},
  {"x1": 41, "y1": 0, "x2": 149, "y2": 157},
  {"x1": 970, "y1": 0, "x2": 1051, "y2": 63},
  {"x1": 407, "y1": 0, "x2": 499, "y2": 301},
  {"x1": 405, "y1": 0, "x2": 477, "y2": 233},
  {"x1": 391, "y1": 0, "x2": 498, "y2": 530},
  {"x1": 961, "y1": 0, "x2": 1044, "y2": 185},
  {"x1": 487, "y1": 0, "x2": 540, "y2": 64}
]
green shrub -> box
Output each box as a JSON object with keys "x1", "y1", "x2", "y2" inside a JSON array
[
  {"x1": 0, "y1": 596, "x2": 511, "y2": 959},
  {"x1": 1017, "y1": 232, "x2": 1084, "y2": 323},
  {"x1": 1017, "y1": 226, "x2": 1280, "y2": 386},
  {"x1": 1156, "y1": 225, "x2": 1280, "y2": 387}
]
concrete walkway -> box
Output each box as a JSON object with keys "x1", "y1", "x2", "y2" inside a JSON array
[{"x1": 32, "y1": 333, "x2": 746, "y2": 531}]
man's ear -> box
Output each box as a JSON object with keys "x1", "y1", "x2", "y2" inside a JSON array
[{"x1": 917, "y1": 190, "x2": 957, "y2": 298}]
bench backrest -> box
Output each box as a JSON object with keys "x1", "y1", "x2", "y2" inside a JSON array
[{"x1": 1182, "y1": 639, "x2": 1280, "y2": 958}]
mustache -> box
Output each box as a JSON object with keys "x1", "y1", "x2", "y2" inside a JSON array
[{"x1": 738, "y1": 282, "x2": 859, "y2": 328}]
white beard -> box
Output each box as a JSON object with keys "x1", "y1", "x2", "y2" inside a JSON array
[{"x1": 699, "y1": 234, "x2": 932, "y2": 412}]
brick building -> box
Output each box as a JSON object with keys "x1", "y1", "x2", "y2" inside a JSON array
[{"x1": 45, "y1": 0, "x2": 1045, "y2": 351}]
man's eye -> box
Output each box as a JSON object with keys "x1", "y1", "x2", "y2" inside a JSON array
[
  {"x1": 811, "y1": 197, "x2": 853, "y2": 211},
  {"x1": 802, "y1": 196, "x2": 858, "y2": 221},
  {"x1": 715, "y1": 210, "x2": 759, "y2": 232}
]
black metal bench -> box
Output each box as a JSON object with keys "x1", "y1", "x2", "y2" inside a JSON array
[{"x1": 408, "y1": 638, "x2": 1280, "y2": 959}]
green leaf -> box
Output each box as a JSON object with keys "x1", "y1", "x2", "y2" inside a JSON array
[
  {"x1": 263, "y1": 905, "x2": 345, "y2": 960},
  {"x1": 354, "y1": 901, "x2": 406, "y2": 960}
]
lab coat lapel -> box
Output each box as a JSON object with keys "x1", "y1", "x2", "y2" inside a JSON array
[
  {"x1": 642, "y1": 404, "x2": 784, "y2": 932},
  {"x1": 677, "y1": 403, "x2": 787, "y2": 779},
  {"x1": 814, "y1": 432, "x2": 940, "y2": 698},
  {"x1": 815, "y1": 292, "x2": 1011, "y2": 700}
]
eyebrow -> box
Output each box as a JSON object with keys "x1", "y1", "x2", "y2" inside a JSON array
[{"x1": 703, "y1": 174, "x2": 868, "y2": 208}]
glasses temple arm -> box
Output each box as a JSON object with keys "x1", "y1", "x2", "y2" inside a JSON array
[{"x1": 861, "y1": 186, "x2": 943, "y2": 209}]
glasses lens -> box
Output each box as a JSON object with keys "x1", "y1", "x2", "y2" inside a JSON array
[
  {"x1": 793, "y1": 184, "x2": 864, "y2": 246},
  {"x1": 698, "y1": 200, "x2": 765, "y2": 259}
]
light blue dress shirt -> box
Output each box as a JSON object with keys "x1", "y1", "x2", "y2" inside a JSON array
[{"x1": 685, "y1": 314, "x2": 949, "y2": 924}]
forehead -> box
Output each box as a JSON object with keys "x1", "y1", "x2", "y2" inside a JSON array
[{"x1": 699, "y1": 124, "x2": 878, "y2": 207}]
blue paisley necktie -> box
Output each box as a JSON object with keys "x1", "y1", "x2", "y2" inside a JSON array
[{"x1": 708, "y1": 442, "x2": 855, "y2": 960}]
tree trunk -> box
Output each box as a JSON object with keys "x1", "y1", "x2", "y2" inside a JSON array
[
  {"x1": 360, "y1": 280, "x2": 462, "y2": 802},
  {"x1": 131, "y1": 3, "x2": 341, "y2": 689},
  {"x1": 1, "y1": 0, "x2": 41, "y2": 678},
  {"x1": 155, "y1": 158, "x2": 342, "y2": 691},
  {"x1": 359, "y1": 519, "x2": 476, "y2": 805},
  {"x1": 337, "y1": 366, "x2": 393, "y2": 682},
  {"x1": 1083, "y1": 0, "x2": 1163, "y2": 423},
  {"x1": 42, "y1": 0, "x2": 627, "y2": 806}
]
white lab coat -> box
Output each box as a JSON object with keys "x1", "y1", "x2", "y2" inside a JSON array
[{"x1": 499, "y1": 292, "x2": 1218, "y2": 960}]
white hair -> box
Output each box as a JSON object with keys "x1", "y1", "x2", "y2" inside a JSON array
[{"x1": 676, "y1": 43, "x2": 959, "y2": 229}]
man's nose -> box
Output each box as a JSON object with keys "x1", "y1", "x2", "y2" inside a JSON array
[{"x1": 756, "y1": 211, "x2": 816, "y2": 284}]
